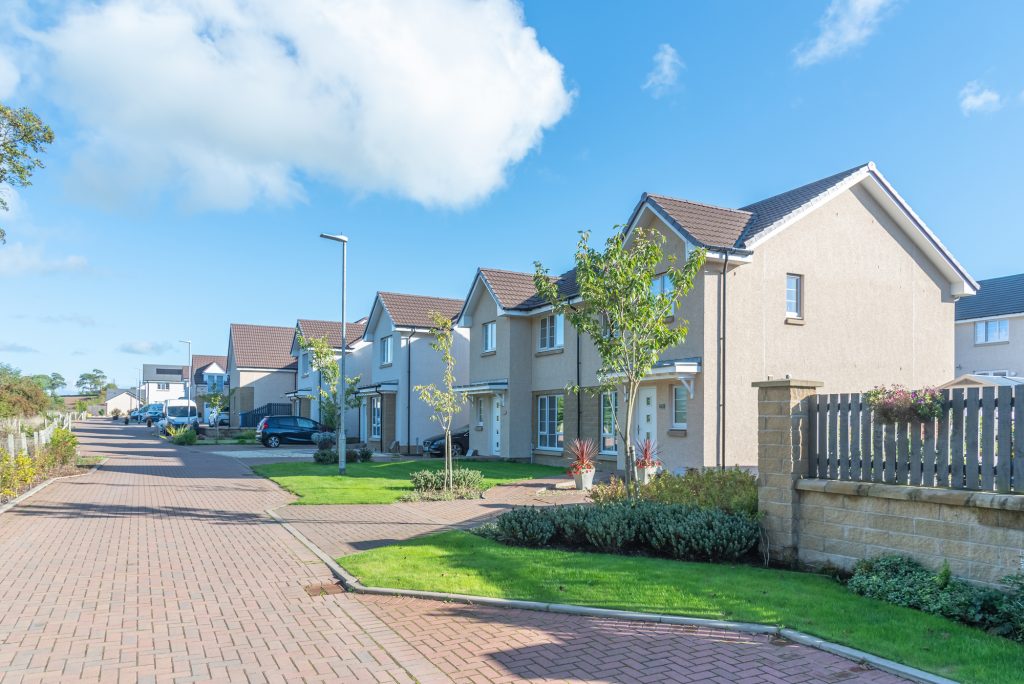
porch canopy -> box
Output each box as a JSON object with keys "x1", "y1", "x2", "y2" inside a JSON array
[
  {"x1": 453, "y1": 379, "x2": 509, "y2": 395},
  {"x1": 605, "y1": 357, "x2": 702, "y2": 397},
  {"x1": 356, "y1": 381, "x2": 399, "y2": 398}
]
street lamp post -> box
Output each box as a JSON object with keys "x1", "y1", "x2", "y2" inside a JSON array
[
  {"x1": 179, "y1": 339, "x2": 192, "y2": 420},
  {"x1": 320, "y1": 232, "x2": 348, "y2": 474}
]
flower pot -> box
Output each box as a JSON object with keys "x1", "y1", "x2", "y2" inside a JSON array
[
  {"x1": 573, "y1": 469, "x2": 595, "y2": 490},
  {"x1": 637, "y1": 466, "x2": 658, "y2": 485}
]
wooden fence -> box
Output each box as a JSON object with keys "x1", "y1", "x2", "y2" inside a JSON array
[{"x1": 809, "y1": 387, "x2": 1021, "y2": 493}]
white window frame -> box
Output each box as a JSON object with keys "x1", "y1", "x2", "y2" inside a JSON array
[
  {"x1": 786, "y1": 274, "x2": 803, "y2": 318},
  {"x1": 672, "y1": 385, "x2": 688, "y2": 429},
  {"x1": 538, "y1": 313, "x2": 564, "y2": 351},
  {"x1": 482, "y1": 321, "x2": 496, "y2": 353},
  {"x1": 380, "y1": 335, "x2": 393, "y2": 365},
  {"x1": 536, "y1": 395, "x2": 564, "y2": 450},
  {"x1": 370, "y1": 396, "x2": 382, "y2": 439},
  {"x1": 651, "y1": 273, "x2": 676, "y2": 314},
  {"x1": 157, "y1": 382, "x2": 169, "y2": 391},
  {"x1": 476, "y1": 397, "x2": 484, "y2": 426},
  {"x1": 300, "y1": 351, "x2": 309, "y2": 377},
  {"x1": 600, "y1": 391, "x2": 618, "y2": 454},
  {"x1": 975, "y1": 319, "x2": 1009, "y2": 345}
]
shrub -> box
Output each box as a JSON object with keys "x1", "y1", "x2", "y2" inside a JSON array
[
  {"x1": 358, "y1": 447, "x2": 373, "y2": 462},
  {"x1": 312, "y1": 432, "x2": 336, "y2": 450},
  {"x1": 565, "y1": 438, "x2": 597, "y2": 475},
  {"x1": 48, "y1": 428, "x2": 77, "y2": 466},
  {"x1": 495, "y1": 507, "x2": 555, "y2": 546},
  {"x1": 111, "y1": 408, "x2": 122, "y2": 418},
  {"x1": 642, "y1": 504, "x2": 760, "y2": 562},
  {"x1": 314, "y1": 449, "x2": 339, "y2": 464},
  {"x1": 235, "y1": 429, "x2": 256, "y2": 444},
  {"x1": 166, "y1": 426, "x2": 197, "y2": 446},
  {"x1": 995, "y1": 575, "x2": 1024, "y2": 642},
  {"x1": 590, "y1": 468, "x2": 758, "y2": 516},
  {"x1": 583, "y1": 503, "x2": 641, "y2": 552},
  {"x1": 864, "y1": 385, "x2": 944, "y2": 423},
  {"x1": 548, "y1": 505, "x2": 592, "y2": 545},
  {"x1": 410, "y1": 467, "x2": 484, "y2": 492},
  {"x1": 345, "y1": 449, "x2": 360, "y2": 463}
]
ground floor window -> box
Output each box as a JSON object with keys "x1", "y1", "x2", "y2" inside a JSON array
[
  {"x1": 370, "y1": 396, "x2": 382, "y2": 439},
  {"x1": 476, "y1": 397, "x2": 484, "y2": 425},
  {"x1": 673, "y1": 385, "x2": 688, "y2": 429},
  {"x1": 600, "y1": 391, "x2": 617, "y2": 454},
  {"x1": 537, "y1": 395, "x2": 564, "y2": 449}
]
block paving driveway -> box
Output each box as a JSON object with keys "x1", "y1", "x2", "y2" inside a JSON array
[{"x1": 0, "y1": 421, "x2": 906, "y2": 683}]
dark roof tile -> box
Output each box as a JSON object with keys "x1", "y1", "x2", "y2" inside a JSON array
[
  {"x1": 229, "y1": 324, "x2": 298, "y2": 370},
  {"x1": 956, "y1": 274, "x2": 1024, "y2": 321}
]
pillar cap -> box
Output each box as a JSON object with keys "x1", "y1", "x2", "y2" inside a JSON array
[{"x1": 752, "y1": 379, "x2": 823, "y2": 389}]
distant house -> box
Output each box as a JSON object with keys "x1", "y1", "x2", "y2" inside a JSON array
[
  {"x1": 191, "y1": 354, "x2": 229, "y2": 422},
  {"x1": 955, "y1": 273, "x2": 1024, "y2": 378},
  {"x1": 141, "y1": 364, "x2": 186, "y2": 405},
  {"x1": 288, "y1": 317, "x2": 369, "y2": 437},
  {"x1": 358, "y1": 292, "x2": 469, "y2": 454},
  {"x1": 103, "y1": 388, "x2": 140, "y2": 415},
  {"x1": 226, "y1": 323, "x2": 297, "y2": 427}
]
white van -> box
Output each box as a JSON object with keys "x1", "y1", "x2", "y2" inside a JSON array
[{"x1": 158, "y1": 399, "x2": 199, "y2": 432}]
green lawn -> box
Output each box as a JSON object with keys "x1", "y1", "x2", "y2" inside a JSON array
[
  {"x1": 250, "y1": 459, "x2": 564, "y2": 504},
  {"x1": 341, "y1": 530, "x2": 1024, "y2": 684}
]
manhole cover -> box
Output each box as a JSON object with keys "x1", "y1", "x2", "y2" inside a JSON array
[{"x1": 304, "y1": 582, "x2": 345, "y2": 597}]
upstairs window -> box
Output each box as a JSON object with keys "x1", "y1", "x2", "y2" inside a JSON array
[
  {"x1": 538, "y1": 313, "x2": 564, "y2": 350},
  {"x1": 651, "y1": 273, "x2": 676, "y2": 314},
  {"x1": 786, "y1": 274, "x2": 803, "y2": 318},
  {"x1": 975, "y1": 319, "x2": 1009, "y2": 344},
  {"x1": 482, "y1": 321, "x2": 496, "y2": 353},
  {"x1": 380, "y1": 335, "x2": 393, "y2": 365}
]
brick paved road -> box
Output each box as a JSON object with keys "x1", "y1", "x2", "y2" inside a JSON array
[{"x1": 0, "y1": 421, "x2": 907, "y2": 683}]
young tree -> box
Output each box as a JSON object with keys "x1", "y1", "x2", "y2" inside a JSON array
[
  {"x1": 0, "y1": 104, "x2": 55, "y2": 244},
  {"x1": 414, "y1": 311, "x2": 466, "y2": 492},
  {"x1": 534, "y1": 227, "x2": 705, "y2": 494},
  {"x1": 199, "y1": 387, "x2": 236, "y2": 441},
  {"x1": 297, "y1": 333, "x2": 361, "y2": 470}
]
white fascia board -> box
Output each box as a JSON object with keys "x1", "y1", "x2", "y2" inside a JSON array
[
  {"x1": 457, "y1": 271, "x2": 506, "y2": 327},
  {"x1": 203, "y1": 362, "x2": 226, "y2": 375},
  {"x1": 363, "y1": 294, "x2": 386, "y2": 341},
  {"x1": 956, "y1": 312, "x2": 1024, "y2": 324}
]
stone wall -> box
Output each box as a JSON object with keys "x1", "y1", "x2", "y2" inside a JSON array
[{"x1": 755, "y1": 378, "x2": 1024, "y2": 587}]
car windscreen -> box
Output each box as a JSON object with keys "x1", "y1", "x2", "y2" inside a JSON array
[{"x1": 167, "y1": 406, "x2": 194, "y2": 418}]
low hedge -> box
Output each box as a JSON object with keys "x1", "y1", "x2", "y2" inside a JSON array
[
  {"x1": 589, "y1": 467, "x2": 757, "y2": 516},
  {"x1": 410, "y1": 467, "x2": 484, "y2": 492},
  {"x1": 493, "y1": 502, "x2": 759, "y2": 563},
  {"x1": 849, "y1": 556, "x2": 1024, "y2": 642}
]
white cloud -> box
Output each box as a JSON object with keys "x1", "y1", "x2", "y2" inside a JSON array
[
  {"x1": 0, "y1": 243, "x2": 87, "y2": 276},
  {"x1": 0, "y1": 52, "x2": 18, "y2": 99},
  {"x1": 15, "y1": 313, "x2": 96, "y2": 327},
  {"x1": 642, "y1": 44, "x2": 683, "y2": 98},
  {"x1": 11, "y1": 0, "x2": 573, "y2": 211},
  {"x1": 118, "y1": 341, "x2": 172, "y2": 355},
  {"x1": 959, "y1": 81, "x2": 1002, "y2": 116},
  {"x1": 795, "y1": 0, "x2": 895, "y2": 67},
  {"x1": 0, "y1": 342, "x2": 37, "y2": 353}
]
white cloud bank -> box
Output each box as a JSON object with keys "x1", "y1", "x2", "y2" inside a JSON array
[
  {"x1": 959, "y1": 81, "x2": 1002, "y2": 116},
  {"x1": 0, "y1": 342, "x2": 37, "y2": 353},
  {"x1": 0, "y1": 243, "x2": 87, "y2": 276},
  {"x1": 795, "y1": 0, "x2": 895, "y2": 67},
  {"x1": 642, "y1": 44, "x2": 683, "y2": 98},
  {"x1": 0, "y1": 52, "x2": 18, "y2": 99},
  {"x1": 10, "y1": 0, "x2": 573, "y2": 211},
  {"x1": 118, "y1": 341, "x2": 172, "y2": 355}
]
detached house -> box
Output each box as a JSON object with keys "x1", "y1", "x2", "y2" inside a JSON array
[
  {"x1": 459, "y1": 163, "x2": 976, "y2": 473},
  {"x1": 191, "y1": 354, "x2": 229, "y2": 423},
  {"x1": 289, "y1": 317, "x2": 370, "y2": 438},
  {"x1": 226, "y1": 323, "x2": 297, "y2": 427},
  {"x1": 141, "y1": 364, "x2": 186, "y2": 405},
  {"x1": 954, "y1": 273, "x2": 1024, "y2": 379},
  {"x1": 358, "y1": 292, "x2": 469, "y2": 453}
]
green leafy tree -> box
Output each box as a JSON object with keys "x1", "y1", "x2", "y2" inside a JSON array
[
  {"x1": 0, "y1": 365, "x2": 50, "y2": 418},
  {"x1": 0, "y1": 104, "x2": 55, "y2": 244},
  {"x1": 48, "y1": 373, "x2": 65, "y2": 395},
  {"x1": 75, "y1": 369, "x2": 108, "y2": 397},
  {"x1": 199, "y1": 387, "x2": 236, "y2": 441},
  {"x1": 298, "y1": 333, "x2": 361, "y2": 469},
  {"x1": 414, "y1": 311, "x2": 466, "y2": 492},
  {"x1": 534, "y1": 227, "x2": 705, "y2": 494}
]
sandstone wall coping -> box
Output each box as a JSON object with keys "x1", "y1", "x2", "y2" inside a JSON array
[{"x1": 797, "y1": 478, "x2": 1024, "y2": 512}]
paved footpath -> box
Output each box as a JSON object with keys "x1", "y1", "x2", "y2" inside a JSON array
[{"x1": 0, "y1": 421, "x2": 906, "y2": 683}]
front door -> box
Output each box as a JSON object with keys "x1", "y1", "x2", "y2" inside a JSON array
[
  {"x1": 637, "y1": 387, "x2": 657, "y2": 442},
  {"x1": 491, "y1": 396, "x2": 502, "y2": 456}
]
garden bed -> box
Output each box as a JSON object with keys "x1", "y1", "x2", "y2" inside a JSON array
[{"x1": 341, "y1": 530, "x2": 1024, "y2": 684}]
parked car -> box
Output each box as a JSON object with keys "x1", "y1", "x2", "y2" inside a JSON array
[
  {"x1": 208, "y1": 411, "x2": 230, "y2": 427},
  {"x1": 158, "y1": 400, "x2": 200, "y2": 433},
  {"x1": 256, "y1": 415, "x2": 326, "y2": 448},
  {"x1": 422, "y1": 426, "x2": 470, "y2": 457},
  {"x1": 141, "y1": 405, "x2": 165, "y2": 426}
]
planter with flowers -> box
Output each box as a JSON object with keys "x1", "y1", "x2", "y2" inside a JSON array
[
  {"x1": 864, "y1": 385, "x2": 945, "y2": 423},
  {"x1": 634, "y1": 437, "x2": 662, "y2": 485},
  {"x1": 566, "y1": 438, "x2": 597, "y2": 490}
]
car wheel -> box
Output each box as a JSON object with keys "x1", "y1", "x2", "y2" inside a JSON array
[
  {"x1": 264, "y1": 435, "x2": 280, "y2": 448},
  {"x1": 451, "y1": 442, "x2": 464, "y2": 457}
]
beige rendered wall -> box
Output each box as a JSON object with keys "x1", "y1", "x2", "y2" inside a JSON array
[
  {"x1": 711, "y1": 185, "x2": 955, "y2": 468},
  {"x1": 954, "y1": 316, "x2": 1024, "y2": 377},
  {"x1": 238, "y1": 370, "x2": 296, "y2": 411}
]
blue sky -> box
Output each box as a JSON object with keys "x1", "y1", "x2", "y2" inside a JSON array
[{"x1": 1, "y1": 0, "x2": 1022, "y2": 391}]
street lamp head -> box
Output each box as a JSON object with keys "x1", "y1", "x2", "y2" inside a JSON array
[{"x1": 319, "y1": 232, "x2": 349, "y2": 243}]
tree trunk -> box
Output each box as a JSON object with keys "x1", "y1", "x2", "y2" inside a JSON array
[
  {"x1": 444, "y1": 430, "x2": 453, "y2": 491},
  {"x1": 622, "y1": 382, "x2": 640, "y2": 499}
]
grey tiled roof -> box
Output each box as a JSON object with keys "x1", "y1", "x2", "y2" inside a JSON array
[
  {"x1": 955, "y1": 274, "x2": 1024, "y2": 321},
  {"x1": 142, "y1": 364, "x2": 186, "y2": 383}
]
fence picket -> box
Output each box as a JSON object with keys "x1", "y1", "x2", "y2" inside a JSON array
[
  {"x1": 910, "y1": 422, "x2": 923, "y2": 486},
  {"x1": 937, "y1": 391, "x2": 950, "y2": 487},
  {"x1": 807, "y1": 394, "x2": 819, "y2": 477},
  {"x1": 872, "y1": 416, "x2": 884, "y2": 483},
  {"x1": 1015, "y1": 386, "x2": 1024, "y2": 493},
  {"x1": 996, "y1": 386, "x2": 1012, "y2": 494},
  {"x1": 951, "y1": 389, "x2": 965, "y2": 488},
  {"x1": 860, "y1": 399, "x2": 872, "y2": 482},
  {"x1": 817, "y1": 395, "x2": 828, "y2": 479},
  {"x1": 839, "y1": 393, "x2": 850, "y2": 480},
  {"x1": 828, "y1": 394, "x2": 839, "y2": 480},
  {"x1": 884, "y1": 422, "x2": 896, "y2": 483},
  {"x1": 850, "y1": 394, "x2": 862, "y2": 481},
  {"x1": 966, "y1": 388, "x2": 980, "y2": 490},
  {"x1": 980, "y1": 387, "x2": 995, "y2": 490},
  {"x1": 895, "y1": 422, "x2": 909, "y2": 484},
  {"x1": 922, "y1": 419, "x2": 936, "y2": 487}
]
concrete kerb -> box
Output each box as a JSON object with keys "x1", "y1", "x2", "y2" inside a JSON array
[
  {"x1": 0, "y1": 458, "x2": 108, "y2": 517},
  {"x1": 265, "y1": 505, "x2": 954, "y2": 684}
]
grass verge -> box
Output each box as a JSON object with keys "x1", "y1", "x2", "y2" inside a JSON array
[
  {"x1": 251, "y1": 460, "x2": 564, "y2": 504},
  {"x1": 341, "y1": 530, "x2": 1024, "y2": 684}
]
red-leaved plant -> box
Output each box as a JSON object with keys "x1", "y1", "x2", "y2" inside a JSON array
[
  {"x1": 566, "y1": 438, "x2": 597, "y2": 475},
  {"x1": 634, "y1": 437, "x2": 662, "y2": 469}
]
